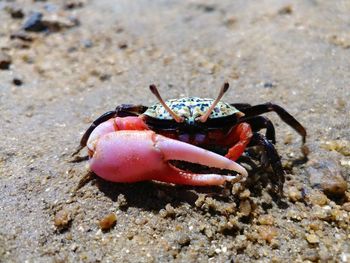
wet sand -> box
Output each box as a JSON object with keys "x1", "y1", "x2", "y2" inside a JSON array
[{"x1": 0, "y1": 0, "x2": 349, "y2": 262}]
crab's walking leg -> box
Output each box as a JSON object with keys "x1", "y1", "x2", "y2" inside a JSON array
[
  {"x1": 249, "y1": 132, "x2": 285, "y2": 195},
  {"x1": 232, "y1": 103, "x2": 306, "y2": 144},
  {"x1": 73, "y1": 105, "x2": 148, "y2": 156},
  {"x1": 239, "y1": 116, "x2": 276, "y2": 144},
  {"x1": 72, "y1": 111, "x2": 117, "y2": 156},
  {"x1": 224, "y1": 123, "x2": 253, "y2": 161},
  {"x1": 76, "y1": 111, "x2": 117, "y2": 154}
]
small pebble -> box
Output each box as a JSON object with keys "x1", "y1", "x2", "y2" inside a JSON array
[
  {"x1": 341, "y1": 202, "x2": 350, "y2": 212},
  {"x1": 117, "y1": 194, "x2": 127, "y2": 208},
  {"x1": 22, "y1": 12, "x2": 78, "y2": 33},
  {"x1": 99, "y1": 213, "x2": 117, "y2": 231},
  {"x1": 330, "y1": 208, "x2": 347, "y2": 223},
  {"x1": 306, "y1": 233, "x2": 319, "y2": 244},
  {"x1": 223, "y1": 16, "x2": 237, "y2": 29},
  {"x1": 312, "y1": 205, "x2": 332, "y2": 221},
  {"x1": 118, "y1": 42, "x2": 128, "y2": 49},
  {"x1": 70, "y1": 243, "x2": 78, "y2": 252},
  {"x1": 13, "y1": 78, "x2": 23, "y2": 86},
  {"x1": 239, "y1": 189, "x2": 251, "y2": 199},
  {"x1": 307, "y1": 160, "x2": 347, "y2": 197},
  {"x1": 23, "y1": 12, "x2": 47, "y2": 32},
  {"x1": 204, "y1": 228, "x2": 213, "y2": 238},
  {"x1": 126, "y1": 231, "x2": 135, "y2": 240},
  {"x1": 263, "y1": 82, "x2": 275, "y2": 88},
  {"x1": 54, "y1": 209, "x2": 71, "y2": 230},
  {"x1": 10, "y1": 32, "x2": 33, "y2": 42},
  {"x1": 41, "y1": 14, "x2": 78, "y2": 32},
  {"x1": 0, "y1": 52, "x2": 12, "y2": 70},
  {"x1": 64, "y1": 0, "x2": 85, "y2": 10},
  {"x1": 99, "y1": 73, "x2": 111, "y2": 82},
  {"x1": 345, "y1": 192, "x2": 350, "y2": 202},
  {"x1": 340, "y1": 159, "x2": 350, "y2": 167},
  {"x1": 308, "y1": 221, "x2": 323, "y2": 231},
  {"x1": 218, "y1": 218, "x2": 239, "y2": 234},
  {"x1": 286, "y1": 209, "x2": 303, "y2": 221},
  {"x1": 203, "y1": 197, "x2": 220, "y2": 212},
  {"x1": 163, "y1": 204, "x2": 176, "y2": 218},
  {"x1": 302, "y1": 249, "x2": 320, "y2": 261},
  {"x1": 258, "y1": 214, "x2": 274, "y2": 225},
  {"x1": 284, "y1": 133, "x2": 293, "y2": 145},
  {"x1": 239, "y1": 199, "x2": 251, "y2": 216},
  {"x1": 220, "y1": 203, "x2": 236, "y2": 215},
  {"x1": 336, "y1": 97, "x2": 347, "y2": 111},
  {"x1": 176, "y1": 233, "x2": 190, "y2": 247},
  {"x1": 278, "y1": 5, "x2": 293, "y2": 15},
  {"x1": 196, "y1": 4, "x2": 216, "y2": 13},
  {"x1": 257, "y1": 226, "x2": 278, "y2": 244},
  {"x1": 287, "y1": 186, "x2": 302, "y2": 202},
  {"x1": 340, "y1": 252, "x2": 350, "y2": 263},
  {"x1": 308, "y1": 190, "x2": 329, "y2": 206},
  {"x1": 321, "y1": 140, "x2": 350, "y2": 156},
  {"x1": 135, "y1": 217, "x2": 148, "y2": 225},
  {"x1": 6, "y1": 6, "x2": 24, "y2": 19},
  {"x1": 329, "y1": 34, "x2": 350, "y2": 49},
  {"x1": 195, "y1": 194, "x2": 205, "y2": 208}
]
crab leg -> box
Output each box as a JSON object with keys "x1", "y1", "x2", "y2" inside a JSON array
[
  {"x1": 88, "y1": 130, "x2": 248, "y2": 186},
  {"x1": 224, "y1": 123, "x2": 253, "y2": 161}
]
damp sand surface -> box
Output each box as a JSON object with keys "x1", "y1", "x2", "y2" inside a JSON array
[{"x1": 0, "y1": 1, "x2": 349, "y2": 262}]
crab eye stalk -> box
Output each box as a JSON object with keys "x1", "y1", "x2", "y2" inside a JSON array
[
  {"x1": 149, "y1": 84, "x2": 184, "y2": 123},
  {"x1": 198, "y1": 82, "x2": 230, "y2": 123}
]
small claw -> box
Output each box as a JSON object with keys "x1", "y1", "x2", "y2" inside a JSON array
[{"x1": 88, "y1": 130, "x2": 248, "y2": 186}]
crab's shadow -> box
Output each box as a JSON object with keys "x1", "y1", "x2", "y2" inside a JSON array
[
  {"x1": 82, "y1": 175, "x2": 288, "y2": 213},
  {"x1": 90, "y1": 175, "x2": 235, "y2": 211}
]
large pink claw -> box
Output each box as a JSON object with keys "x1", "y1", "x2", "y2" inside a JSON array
[{"x1": 88, "y1": 130, "x2": 248, "y2": 186}]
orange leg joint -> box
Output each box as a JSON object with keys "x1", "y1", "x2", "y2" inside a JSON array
[{"x1": 225, "y1": 123, "x2": 253, "y2": 161}]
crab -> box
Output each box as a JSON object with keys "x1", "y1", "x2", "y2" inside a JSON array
[{"x1": 73, "y1": 82, "x2": 306, "y2": 194}]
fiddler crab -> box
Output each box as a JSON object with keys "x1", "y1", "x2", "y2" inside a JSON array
[{"x1": 73, "y1": 83, "x2": 306, "y2": 195}]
